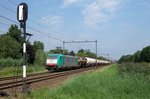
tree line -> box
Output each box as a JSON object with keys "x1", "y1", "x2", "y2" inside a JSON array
[
  {"x1": 0, "y1": 24, "x2": 45, "y2": 65},
  {"x1": 49, "y1": 48, "x2": 108, "y2": 60},
  {"x1": 0, "y1": 24, "x2": 108, "y2": 67},
  {"x1": 118, "y1": 45, "x2": 150, "y2": 63}
]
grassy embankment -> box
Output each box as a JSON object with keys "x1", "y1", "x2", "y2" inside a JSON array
[
  {"x1": 26, "y1": 63, "x2": 150, "y2": 99},
  {"x1": 0, "y1": 58, "x2": 47, "y2": 77},
  {"x1": 0, "y1": 65, "x2": 46, "y2": 77}
]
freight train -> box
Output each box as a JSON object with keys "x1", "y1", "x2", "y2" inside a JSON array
[{"x1": 46, "y1": 54, "x2": 110, "y2": 71}]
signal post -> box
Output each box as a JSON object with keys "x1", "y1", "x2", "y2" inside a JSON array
[{"x1": 17, "y1": 3, "x2": 28, "y2": 94}]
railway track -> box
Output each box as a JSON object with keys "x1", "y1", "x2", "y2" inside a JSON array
[
  {"x1": 0, "y1": 65, "x2": 107, "y2": 93},
  {"x1": 0, "y1": 71, "x2": 49, "y2": 81}
]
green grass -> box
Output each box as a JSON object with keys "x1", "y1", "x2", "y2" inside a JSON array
[
  {"x1": 0, "y1": 58, "x2": 23, "y2": 67},
  {"x1": 26, "y1": 64, "x2": 150, "y2": 99},
  {"x1": 0, "y1": 65, "x2": 46, "y2": 77},
  {"x1": 118, "y1": 62, "x2": 150, "y2": 76}
]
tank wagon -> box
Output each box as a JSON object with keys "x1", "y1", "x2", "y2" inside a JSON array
[
  {"x1": 78, "y1": 57, "x2": 87, "y2": 67},
  {"x1": 86, "y1": 57, "x2": 96, "y2": 66},
  {"x1": 85, "y1": 57, "x2": 110, "y2": 66},
  {"x1": 46, "y1": 54, "x2": 78, "y2": 70}
]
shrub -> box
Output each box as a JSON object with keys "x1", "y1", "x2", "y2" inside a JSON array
[
  {"x1": 118, "y1": 55, "x2": 133, "y2": 63},
  {"x1": 118, "y1": 62, "x2": 150, "y2": 76},
  {"x1": 0, "y1": 58, "x2": 23, "y2": 68},
  {"x1": 0, "y1": 35, "x2": 22, "y2": 59},
  {"x1": 140, "y1": 46, "x2": 150, "y2": 62},
  {"x1": 34, "y1": 50, "x2": 47, "y2": 66}
]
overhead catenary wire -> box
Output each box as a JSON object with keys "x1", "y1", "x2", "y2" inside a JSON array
[
  {"x1": 6, "y1": 0, "x2": 88, "y2": 41},
  {"x1": 0, "y1": 21, "x2": 10, "y2": 27},
  {"x1": 0, "y1": 24, "x2": 61, "y2": 49},
  {"x1": 7, "y1": 0, "x2": 41, "y2": 19},
  {"x1": 1, "y1": 1, "x2": 93, "y2": 50},
  {"x1": 0, "y1": 15, "x2": 18, "y2": 24},
  {"x1": 0, "y1": 4, "x2": 64, "y2": 40},
  {"x1": 2, "y1": 1, "x2": 86, "y2": 51},
  {"x1": 27, "y1": 26, "x2": 63, "y2": 41},
  {"x1": 0, "y1": 3, "x2": 16, "y2": 13},
  {"x1": 0, "y1": 1, "x2": 104, "y2": 60},
  {"x1": 0, "y1": 3, "x2": 50, "y2": 32},
  {"x1": 0, "y1": 15, "x2": 75, "y2": 49},
  {"x1": 0, "y1": 15, "x2": 63, "y2": 42},
  {"x1": 6, "y1": 0, "x2": 68, "y2": 38}
]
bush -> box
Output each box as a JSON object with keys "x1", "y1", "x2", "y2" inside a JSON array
[
  {"x1": 0, "y1": 58, "x2": 23, "y2": 68},
  {"x1": 0, "y1": 35, "x2": 22, "y2": 59},
  {"x1": 118, "y1": 55, "x2": 133, "y2": 63},
  {"x1": 118, "y1": 62, "x2": 150, "y2": 76},
  {"x1": 140, "y1": 46, "x2": 150, "y2": 62},
  {"x1": 132, "y1": 51, "x2": 141, "y2": 62},
  {"x1": 34, "y1": 50, "x2": 47, "y2": 66}
]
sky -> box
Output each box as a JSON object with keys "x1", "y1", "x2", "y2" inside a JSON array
[{"x1": 0, "y1": 0, "x2": 150, "y2": 60}]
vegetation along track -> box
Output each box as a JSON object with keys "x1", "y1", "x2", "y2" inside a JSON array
[
  {"x1": 0, "y1": 71, "x2": 49, "y2": 81},
  {"x1": 0, "y1": 65, "x2": 108, "y2": 91}
]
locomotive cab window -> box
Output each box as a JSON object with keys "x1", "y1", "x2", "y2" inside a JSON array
[{"x1": 48, "y1": 55, "x2": 57, "y2": 59}]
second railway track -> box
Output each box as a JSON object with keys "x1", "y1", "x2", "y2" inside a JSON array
[{"x1": 0, "y1": 65, "x2": 108, "y2": 91}]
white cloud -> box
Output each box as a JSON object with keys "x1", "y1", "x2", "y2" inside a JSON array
[
  {"x1": 62, "y1": 0, "x2": 83, "y2": 7},
  {"x1": 39, "y1": 15, "x2": 64, "y2": 29},
  {"x1": 64, "y1": 0, "x2": 78, "y2": 5},
  {"x1": 61, "y1": 0, "x2": 122, "y2": 28},
  {"x1": 83, "y1": 0, "x2": 122, "y2": 28}
]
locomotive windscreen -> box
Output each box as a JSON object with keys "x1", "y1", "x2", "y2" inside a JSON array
[{"x1": 48, "y1": 55, "x2": 57, "y2": 59}]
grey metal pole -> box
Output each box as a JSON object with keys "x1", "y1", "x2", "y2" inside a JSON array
[
  {"x1": 21, "y1": 22, "x2": 27, "y2": 94},
  {"x1": 63, "y1": 41, "x2": 65, "y2": 55},
  {"x1": 96, "y1": 40, "x2": 97, "y2": 66}
]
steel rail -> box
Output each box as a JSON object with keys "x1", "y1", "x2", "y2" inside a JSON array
[{"x1": 0, "y1": 65, "x2": 107, "y2": 90}]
